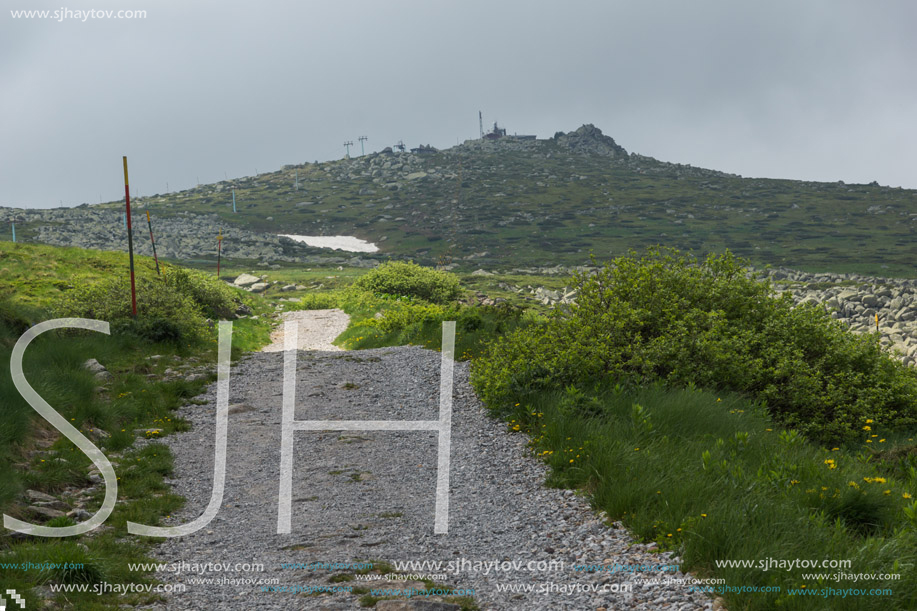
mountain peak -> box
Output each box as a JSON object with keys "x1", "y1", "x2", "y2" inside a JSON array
[{"x1": 553, "y1": 124, "x2": 628, "y2": 157}]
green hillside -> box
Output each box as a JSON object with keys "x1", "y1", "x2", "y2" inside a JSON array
[{"x1": 78, "y1": 125, "x2": 917, "y2": 276}]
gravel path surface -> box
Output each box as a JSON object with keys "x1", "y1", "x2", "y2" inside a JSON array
[
  {"x1": 143, "y1": 311, "x2": 715, "y2": 610},
  {"x1": 261, "y1": 309, "x2": 350, "y2": 352}
]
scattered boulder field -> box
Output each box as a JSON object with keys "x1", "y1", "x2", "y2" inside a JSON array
[{"x1": 767, "y1": 267, "x2": 917, "y2": 367}]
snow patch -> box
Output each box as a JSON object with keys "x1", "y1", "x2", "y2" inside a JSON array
[{"x1": 279, "y1": 234, "x2": 379, "y2": 253}]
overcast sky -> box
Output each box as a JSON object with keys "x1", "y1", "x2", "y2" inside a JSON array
[{"x1": 2, "y1": 0, "x2": 916, "y2": 209}]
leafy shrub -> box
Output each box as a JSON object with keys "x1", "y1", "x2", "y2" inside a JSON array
[
  {"x1": 54, "y1": 276, "x2": 208, "y2": 344},
  {"x1": 352, "y1": 261, "x2": 462, "y2": 304},
  {"x1": 364, "y1": 302, "x2": 514, "y2": 335},
  {"x1": 163, "y1": 267, "x2": 240, "y2": 319},
  {"x1": 298, "y1": 291, "x2": 343, "y2": 310},
  {"x1": 53, "y1": 265, "x2": 249, "y2": 344},
  {"x1": 371, "y1": 303, "x2": 454, "y2": 332},
  {"x1": 338, "y1": 300, "x2": 528, "y2": 361},
  {"x1": 471, "y1": 247, "x2": 917, "y2": 444},
  {"x1": 112, "y1": 316, "x2": 186, "y2": 343}
]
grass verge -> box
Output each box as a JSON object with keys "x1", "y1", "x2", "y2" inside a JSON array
[{"x1": 504, "y1": 382, "x2": 917, "y2": 610}]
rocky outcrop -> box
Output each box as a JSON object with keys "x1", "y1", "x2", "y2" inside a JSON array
[
  {"x1": 554, "y1": 124, "x2": 628, "y2": 157},
  {"x1": 232, "y1": 273, "x2": 261, "y2": 287}
]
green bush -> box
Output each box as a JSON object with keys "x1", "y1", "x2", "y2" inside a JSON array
[
  {"x1": 298, "y1": 291, "x2": 343, "y2": 310},
  {"x1": 53, "y1": 265, "x2": 248, "y2": 344},
  {"x1": 471, "y1": 247, "x2": 917, "y2": 443},
  {"x1": 336, "y1": 300, "x2": 528, "y2": 361},
  {"x1": 54, "y1": 275, "x2": 208, "y2": 344},
  {"x1": 371, "y1": 303, "x2": 455, "y2": 332},
  {"x1": 352, "y1": 261, "x2": 462, "y2": 304},
  {"x1": 163, "y1": 266, "x2": 240, "y2": 319}
]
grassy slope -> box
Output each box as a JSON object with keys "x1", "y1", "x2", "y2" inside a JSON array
[
  {"x1": 521, "y1": 384, "x2": 917, "y2": 611},
  {"x1": 49, "y1": 137, "x2": 917, "y2": 277},
  {"x1": 0, "y1": 242, "x2": 162, "y2": 309},
  {"x1": 0, "y1": 242, "x2": 272, "y2": 609}
]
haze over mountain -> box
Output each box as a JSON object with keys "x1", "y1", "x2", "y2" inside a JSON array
[{"x1": 3, "y1": 1, "x2": 917, "y2": 209}]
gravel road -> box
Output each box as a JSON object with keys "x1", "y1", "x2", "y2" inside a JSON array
[
  {"x1": 142, "y1": 310, "x2": 716, "y2": 610},
  {"x1": 261, "y1": 309, "x2": 350, "y2": 352}
]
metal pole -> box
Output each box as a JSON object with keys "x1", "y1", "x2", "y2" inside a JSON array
[
  {"x1": 146, "y1": 210, "x2": 161, "y2": 276},
  {"x1": 123, "y1": 156, "x2": 138, "y2": 317},
  {"x1": 11, "y1": 222, "x2": 15, "y2": 243},
  {"x1": 232, "y1": 189, "x2": 237, "y2": 213},
  {"x1": 217, "y1": 228, "x2": 223, "y2": 278}
]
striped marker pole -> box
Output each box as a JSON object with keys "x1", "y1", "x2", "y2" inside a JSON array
[
  {"x1": 217, "y1": 228, "x2": 223, "y2": 278},
  {"x1": 146, "y1": 210, "x2": 161, "y2": 276},
  {"x1": 123, "y1": 156, "x2": 137, "y2": 317}
]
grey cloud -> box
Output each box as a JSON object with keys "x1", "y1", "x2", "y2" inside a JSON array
[{"x1": 2, "y1": 0, "x2": 916, "y2": 208}]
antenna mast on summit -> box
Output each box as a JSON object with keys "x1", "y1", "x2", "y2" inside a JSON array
[
  {"x1": 479, "y1": 111, "x2": 483, "y2": 139},
  {"x1": 344, "y1": 141, "x2": 354, "y2": 158}
]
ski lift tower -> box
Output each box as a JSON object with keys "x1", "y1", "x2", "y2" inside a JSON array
[{"x1": 9, "y1": 216, "x2": 24, "y2": 242}]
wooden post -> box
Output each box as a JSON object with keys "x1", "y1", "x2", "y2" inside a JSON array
[
  {"x1": 123, "y1": 157, "x2": 137, "y2": 317},
  {"x1": 146, "y1": 210, "x2": 161, "y2": 275}
]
